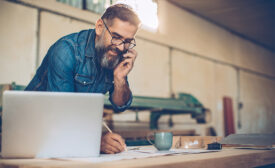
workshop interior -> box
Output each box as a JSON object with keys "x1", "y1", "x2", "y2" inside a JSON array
[{"x1": 0, "y1": 0, "x2": 274, "y2": 151}]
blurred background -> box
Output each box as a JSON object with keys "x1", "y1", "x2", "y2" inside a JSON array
[{"x1": 0, "y1": 0, "x2": 274, "y2": 139}]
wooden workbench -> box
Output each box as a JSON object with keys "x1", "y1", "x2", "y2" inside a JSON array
[{"x1": 0, "y1": 148, "x2": 274, "y2": 168}]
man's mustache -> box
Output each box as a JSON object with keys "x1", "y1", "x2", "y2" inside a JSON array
[
  {"x1": 107, "y1": 46, "x2": 126, "y2": 55},
  {"x1": 107, "y1": 46, "x2": 128, "y2": 61}
]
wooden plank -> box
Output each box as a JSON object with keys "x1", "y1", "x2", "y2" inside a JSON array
[{"x1": 0, "y1": 149, "x2": 274, "y2": 168}]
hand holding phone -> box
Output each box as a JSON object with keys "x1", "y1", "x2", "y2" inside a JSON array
[{"x1": 114, "y1": 48, "x2": 137, "y2": 80}]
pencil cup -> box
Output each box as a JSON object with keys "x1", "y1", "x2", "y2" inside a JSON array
[{"x1": 147, "y1": 132, "x2": 173, "y2": 151}]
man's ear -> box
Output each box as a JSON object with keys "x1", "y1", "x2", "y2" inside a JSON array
[{"x1": 95, "y1": 19, "x2": 104, "y2": 36}]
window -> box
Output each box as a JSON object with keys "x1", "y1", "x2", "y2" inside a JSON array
[
  {"x1": 57, "y1": 0, "x2": 83, "y2": 9},
  {"x1": 114, "y1": 0, "x2": 158, "y2": 31},
  {"x1": 57, "y1": 0, "x2": 111, "y2": 14},
  {"x1": 85, "y1": 0, "x2": 111, "y2": 14}
]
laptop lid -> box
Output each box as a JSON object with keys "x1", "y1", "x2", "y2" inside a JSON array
[{"x1": 2, "y1": 91, "x2": 104, "y2": 158}]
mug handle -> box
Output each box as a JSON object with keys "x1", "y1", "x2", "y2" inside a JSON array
[{"x1": 146, "y1": 132, "x2": 154, "y2": 145}]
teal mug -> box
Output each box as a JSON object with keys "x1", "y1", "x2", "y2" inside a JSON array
[{"x1": 147, "y1": 132, "x2": 173, "y2": 151}]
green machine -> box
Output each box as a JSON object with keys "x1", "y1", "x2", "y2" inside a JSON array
[
  {"x1": 104, "y1": 93, "x2": 210, "y2": 129},
  {"x1": 0, "y1": 83, "x2": 210, "y2": 131}
]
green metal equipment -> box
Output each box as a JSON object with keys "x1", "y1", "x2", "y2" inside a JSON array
[
  {"x1": 0, "y1": 83, "x2": 210, "y2": 130},
  {"x1": 104, "y1": 93, "x2": 210, "y2": 129}
]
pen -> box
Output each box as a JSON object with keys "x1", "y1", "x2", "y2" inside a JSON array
[
  {"x1": 103, "y1": 121, "x2": 128, "y2": 152},
  {"x1": 103, "y1": 121, "x2": 113, "y2": 133}
]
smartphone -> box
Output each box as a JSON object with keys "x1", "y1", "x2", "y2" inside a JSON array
[{"x1": 119, "y1": 49, "x2": 128, "y2": 63}]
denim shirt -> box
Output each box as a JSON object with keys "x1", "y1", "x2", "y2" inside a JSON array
[{"x1": 25, "y1": 29, "x2": 132, "y2": 112}]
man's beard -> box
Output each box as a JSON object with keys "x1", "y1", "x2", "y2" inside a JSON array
[{"x1": 95, "y1": 33, "x2": 125, "y2": 70}]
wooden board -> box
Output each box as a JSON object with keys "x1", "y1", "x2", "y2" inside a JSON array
[{"x1": 0, "y1": 148, "x2": 274, "y2": 168}]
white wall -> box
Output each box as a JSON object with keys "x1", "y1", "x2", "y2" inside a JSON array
[
  {"x1": 39, "y1": 11, "x2": 91, "y2": 64},
  {"x1": 129, "y1": 38, "x2": 170, "y2": 97},
  {"x1": 0, "y1": 1, "x2": 37, "y2": 85},
  {"x1": 157, "y1": 1, "x2": 275, "y2": 76},
  {"x1": 157, "y1": 0, "x2": 275, "y2": 135},
  {"x1": 239, "y1": 71, "x2": 275, "y2": 133},
  {"x1": 1, "y1": 0, "x2": 274, "y2": 136}
]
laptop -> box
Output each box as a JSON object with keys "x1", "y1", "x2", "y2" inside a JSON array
[{"x1": 1, "y1": 91, "x2": 104, "y2": 158}]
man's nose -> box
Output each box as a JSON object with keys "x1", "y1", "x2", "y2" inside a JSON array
[{"x1": 116, "y1": 43, "x2": 125, "y2": 52}]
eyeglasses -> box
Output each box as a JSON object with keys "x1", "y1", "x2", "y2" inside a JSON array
[{"x1": 102, "y1": 19, "x2": 136, "y2": 49}]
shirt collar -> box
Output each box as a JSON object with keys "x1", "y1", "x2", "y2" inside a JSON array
[{"x1": 85, "y1": 29, "x2": 96, "y2": 58}]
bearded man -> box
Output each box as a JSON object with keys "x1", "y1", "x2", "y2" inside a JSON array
[{"x1": 25, "y1": 4, "x2": 140, "y2": 154}]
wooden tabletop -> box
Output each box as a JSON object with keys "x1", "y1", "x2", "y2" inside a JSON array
[{"x1": 0, "y1": 148, "x2": 274, "y2": 168}]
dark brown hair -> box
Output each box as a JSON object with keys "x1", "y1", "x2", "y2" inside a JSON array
[{"x1": 101, "y1": 4, "x2": 141, "y2": 27}]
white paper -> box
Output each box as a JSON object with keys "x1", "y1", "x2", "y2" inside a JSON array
[{"x1": 60, "y1": 146, "x2": 218, "y2": 163}]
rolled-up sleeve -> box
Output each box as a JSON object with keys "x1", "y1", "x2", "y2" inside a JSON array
[{"x1": 108, "y1": 81, "x2": 133, "y2": 112}]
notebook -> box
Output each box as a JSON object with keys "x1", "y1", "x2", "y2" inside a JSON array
[{"x1": 1, "y1": 91, "x2": 104, "y2": 158}]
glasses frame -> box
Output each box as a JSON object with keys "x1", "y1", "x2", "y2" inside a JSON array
[{"x1": 102, "y1": 19, "x2": 136, "y2": 49}]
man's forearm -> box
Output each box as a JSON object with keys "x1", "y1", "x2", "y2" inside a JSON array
[{"x1": 112, "y1": 78, "x2": 131, "y2": 106}]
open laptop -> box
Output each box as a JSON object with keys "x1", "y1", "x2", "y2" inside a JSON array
[{"x1": 1, "y1": 91, "x2": 104, "y2": 158}]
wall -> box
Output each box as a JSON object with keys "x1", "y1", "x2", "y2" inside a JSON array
[
  {"x1": 129, "y1": 38, "x2": 170, "y2": 98},
  {"x1": 39, "y1": 12, "x2": 91, "y2": 65},
  {"x1": 0, "y1": 0, "x2": 274, "y2": 136},
  {"x1": 0, "y1": 1, "x2": 37, "y2": 84},
  {"x1": 239, "y1": 71, "x2": 275, "y2": 133},
  {"x1": 156, "y1": 1, "x2": 275, "y2": 135}
]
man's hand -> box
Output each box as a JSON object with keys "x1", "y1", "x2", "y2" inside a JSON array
[
  {"x1": 111, "y1": 49, "x2": 136, "y2": 107},
  {"x1": 114, "y1": 48, "x2": 137, "y2": 81},
  {"x1": 100, "y1": 132, "x2": 126, "y2": 154}
]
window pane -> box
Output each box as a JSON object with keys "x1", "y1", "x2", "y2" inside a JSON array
[
  {"x1": 57, "y1": 0, "x2": 83, "y2": 9},
  {"x1": 86, "y1": 0, "x2": 110, "y2": 14},
  {"x1": 113, "y1": 0, "x2": 159, "y2": 31}
]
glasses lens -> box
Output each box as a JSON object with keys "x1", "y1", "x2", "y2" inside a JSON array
[
  {"x1": 129, "y1": 39, "x2": 136, "y2": 49},
  {"x1": 128, "y1": 43, "x2": 136, "y2": 49},
  {"x1": 111, "y1": 38, "x2": 123, "y2": 45},
  {"x1": 111, "y1": 38, "x2": 136, "y2": 49}
]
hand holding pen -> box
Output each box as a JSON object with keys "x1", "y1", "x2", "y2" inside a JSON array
[{"x1": 100, "y1": 121, "x2": 127, "y2": 154}]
